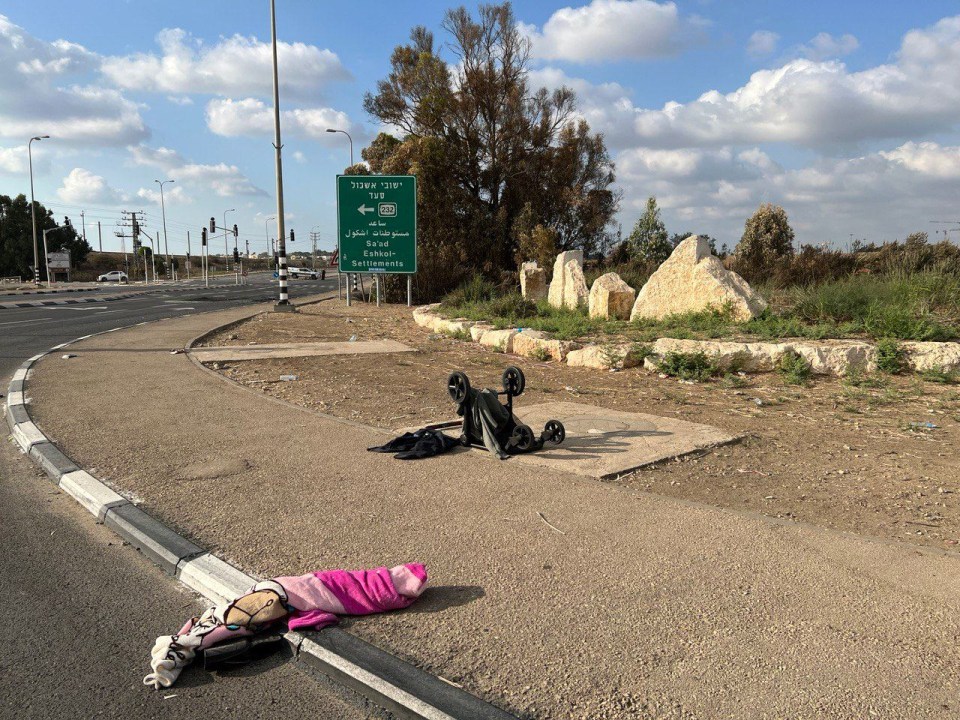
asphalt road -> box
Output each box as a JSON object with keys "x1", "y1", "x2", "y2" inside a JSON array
[{"x1": 0, "y1": 276, "x2": 383, "y2": 719}]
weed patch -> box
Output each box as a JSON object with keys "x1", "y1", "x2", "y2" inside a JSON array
[
  {"x1": 779, "y1": 350, "x2": 812, "y2": 385},
  {"x1": 656, "y1": 351, "x2": 720, "y2": 382}
]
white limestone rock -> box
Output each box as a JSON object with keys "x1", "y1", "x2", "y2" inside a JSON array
[
  {"x1": 520, "y1": 262, "x2": 548, "y2": 302},
  {"x1": 589, "y1": 273, "x2": 636, "y2": 320},
  {"x1": 548, "y1": 250, "x2": 588, "y2": 309},
  {"x1": 630, "y1": 236, "x2": 767, "y2": 322}
]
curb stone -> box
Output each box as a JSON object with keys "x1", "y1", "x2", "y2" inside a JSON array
[{"x1": 3, "y1": 311, "x2": 517, "y2": 720}]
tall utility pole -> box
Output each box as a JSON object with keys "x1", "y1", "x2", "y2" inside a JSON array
[
  {"x1": 270, "y1": 0, "x2": 292, "y2": 311},
  {"x1": 97, "y1": 221, "x2": 102, "y2": 252},
  {"x1": 186, "y1": 230, "x2": 191, "y2": 279},
  {"x1": 28, "y1": 135, "x2": 50, "y2": 285},
  {"x1": 155, "y1": 179, "x2": 174, "y2": 280},
  {"x1": 80, "y1": 210, "x2": 86, "y2": 243},
  {"x1": 310, "y1": 228, "x2": 320, "y2": 269}
]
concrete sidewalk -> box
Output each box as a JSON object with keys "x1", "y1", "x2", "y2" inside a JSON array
[{"x1": 25, "y1": 306, "x2": 960, "y2": 719}]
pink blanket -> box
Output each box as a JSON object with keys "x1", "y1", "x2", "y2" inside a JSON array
[
  {"x1": 144, "y1": 563, "x2": 428, "y2": 689},
  {"x1": 279, "y1": 564, "x2": 429, "y2": 631}
]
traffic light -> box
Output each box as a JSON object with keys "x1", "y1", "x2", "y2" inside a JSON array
[
  {"x1": 209, "y1": 217, "x2": 216, "y2": 233},
  {"x1": 201, "y1": 227, "x2": 207, "y2": 246},
  {"x1": 233, "y1": 248, "x2": 240, "y2": 262},
  {"x1": 289, "y1": 229, "x2": 295, "y2": 243},
  {"x1": 233, "y1": 223, "x2": 238, "y2": 238}
]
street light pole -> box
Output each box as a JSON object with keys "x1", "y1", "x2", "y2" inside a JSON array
[
  {"x1": 28, "y1": 135, "x2": 50, "y2": 285},
  {"x1": 325, "y1": 128, "x2": 353, "y2": 167},
  {"x1": 271, "y1": 0, "x2": 293, "y2": 311},
  {"x1": 223, "y1": 208, "x2": 235, "y2": 268},
  {"x1": 155, "y1": 179, "x2": 175, "y2": 280}
]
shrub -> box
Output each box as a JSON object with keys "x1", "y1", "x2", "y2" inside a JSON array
[
  {"x1": 920, "y1": 366, "x2": 959, "y2": 384},
  {"x1": 734, "y1": 203, "x2": 795, "y2": 282},
  {"x1": 875, "y1": 338, "x2": 908, "y2": 374},
  {"x1": 656, "y1": 351, "x2": 720, "y2": 382},
  {"x1": 625, "y1": 342, "x2": 654, "y2": 366},
  {"x1": 487, "y1": 292, "x2": 536, "y2": 319},
  {"x1": 441, "y1": 273, "x2": 497, "y2": 309},
  {"x1": 627, "y1": 197, "x2": 671, "y2": 264},
  {"x1": 778, "y1": 350, "x2": 812, "y2": 385}
]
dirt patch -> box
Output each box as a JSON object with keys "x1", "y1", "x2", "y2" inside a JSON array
[{"x1": 201, "y1": 299, "x2": 960, "y2": 551}]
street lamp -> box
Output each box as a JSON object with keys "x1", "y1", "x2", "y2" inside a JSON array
[
  {"x1": 28, "y1": 135, "x2": 50, "y2": 285},
  {"x1": 155, "y1": 179, "x2": 174, "y2": 280},
  {"x1": 325, "y1": 128, "x2": 354, "y2": 167},
  {"x1": 223, "y1": 208, "x2": 235, "y2": 265}
]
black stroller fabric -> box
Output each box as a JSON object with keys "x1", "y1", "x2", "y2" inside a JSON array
[
  {"x1": 368, "y1": 429, "x2": 459, "y2": 460},
  {"x1": 460, "y1": 387, "x2": 512, "y2": 459}
]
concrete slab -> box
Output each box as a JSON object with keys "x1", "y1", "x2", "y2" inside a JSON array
[
  {"x1": 397, "y1": 402, "x2": 737, "y2": 479},
  {"x1": 189, "y1": 340, "x2": 415, "y2": 362},
  {"x1": 511, "y1": 401, "x2": 737, "y2": 479}
]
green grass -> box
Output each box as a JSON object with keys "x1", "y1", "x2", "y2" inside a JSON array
[
  {"x1": 437, "y1": 270, "x2": 960, "y2": 345},
  {"x1": 875, "y1": 338, "x2": 908, "y2": 374},
  {"x1": 919, "y1": 366, "x2": 960, "y2": 384},
  {"x1": 778, "y1": 350, "x2": 813, "y2": 386},
  {"x1": 656, "y1": 351, "x2": 721, "y2": 382}
]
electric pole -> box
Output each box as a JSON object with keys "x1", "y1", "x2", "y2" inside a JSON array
[
  {"x1": 270, "y1": 0, "x2": 292, "y2": 311},
  {"x1": 97, "y1": 221, "x2": 102, "y2": 252}
]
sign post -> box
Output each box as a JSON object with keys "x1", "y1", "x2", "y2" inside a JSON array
[{"x1": 336, "y1": 175, "x2": 416, "y2": 306}]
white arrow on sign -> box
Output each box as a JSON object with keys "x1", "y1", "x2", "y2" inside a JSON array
[{"x1": 358, "y1": 204, "x2": 374, "y2": 215}]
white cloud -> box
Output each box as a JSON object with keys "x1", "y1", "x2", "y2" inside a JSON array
[
  {"x1": 56, "y1": 168, "x2": 127, "y2": 205},
  {"x1": 747, "y1": 30, "x2": 779, "y2": 57},
  {"x1": 129, "y1": 144, "x2": 266, "y2": 198},
  {"x1": 292, "y1": 151, "x2": 307, "y2": 164},
  {"x1": 879, "y1": 140, "x2": 960, "y2": 178},
  {"x1": 0, "y1": 146, "x2": 26, "y2": 173},
  {"x1": 204, "y1": 97, "x2": 355, "y2": 142},
  {"x1": 166, "y1": 95, "x2": 193, "y2": 106},
  {"x1": 0, "y1": 16, "x2": 148, "y2": 146},
  {"x1": 615, "y1": 141, "x2": 960, "y2": 246},
  {"x1": 524, "y1": 0, "x2": 707, "y2": 62},
  {"x1": 631, "y1": 16, "x2": 960, "y2": 148},
  {"x1": 101, "y1": 28, "x2": 349, "y2": 101},
  {"x1": 798, "y1": 32, "x2": 859, "y2": 61},
  {"x1": 136, "y1": 185, "x2": 191, "y2": 205}
]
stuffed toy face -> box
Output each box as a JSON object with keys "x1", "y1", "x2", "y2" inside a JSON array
[{"x1": 222, "y1": 588, "x2": 289, "y2": 631}]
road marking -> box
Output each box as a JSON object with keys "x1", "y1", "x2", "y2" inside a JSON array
[
  {"x1": 0, "y1": 317, "x2": 57, "y2": 326},
  {"x1": 44, "y1": 305, "x2": 110, "y2": 310}
]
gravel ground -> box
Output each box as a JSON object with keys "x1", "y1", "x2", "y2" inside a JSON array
[{"x1": 201, "y1": 300, "x2": 960, "y2": 552}]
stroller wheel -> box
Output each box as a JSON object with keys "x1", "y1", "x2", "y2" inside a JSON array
[
  {"x1": 447, "y1": 371, "x2": 470, "y2": 403},
  {"x1": 511, "y1": 424, "x2": 535, "y2": 451},
  {"x1": 459, "y1": 433, "x2": 471, "y2": 447},
  {"x1": 502, "y1": 366, "x2": 526, "y2": 396},
  {"x1": 544, "y1": 420, "x2": 565, "y2": 445}
]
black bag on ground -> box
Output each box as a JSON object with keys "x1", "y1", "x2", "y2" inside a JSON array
[{"x1": 367, "y1": 429, "x2": 459, "y2": 460}]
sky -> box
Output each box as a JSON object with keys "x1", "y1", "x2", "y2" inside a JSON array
[{"x1": 1, "y1": 0, "x2": 959, "y2": 260}]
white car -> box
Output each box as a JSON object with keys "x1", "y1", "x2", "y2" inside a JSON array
[
  {"x1": 98, "y1": 270, "x2": 128, "y2": 283},
  {"x1": 288, "y1": 267, "x2": 318, "y2": 279}
]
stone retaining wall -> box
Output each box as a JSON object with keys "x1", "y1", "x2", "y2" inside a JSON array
[{"x1": 414, "y1": 305, "x2": 960, "y2": 377}]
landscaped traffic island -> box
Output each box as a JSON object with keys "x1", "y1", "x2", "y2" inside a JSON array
[{"x1": 417, "y1": 238, "x2": 960, "y2": 382}]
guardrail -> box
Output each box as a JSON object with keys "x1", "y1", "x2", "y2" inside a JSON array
[{"x1": 1, "y1": 277, "x2": 22, "y2": 285}]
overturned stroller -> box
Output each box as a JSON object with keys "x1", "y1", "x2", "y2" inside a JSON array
[{"x1": 447, "y1": 366, "x2": 565, "y2": 459}]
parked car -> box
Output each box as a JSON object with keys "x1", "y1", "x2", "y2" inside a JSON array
[
  {"x1": 97, "y1": 270, "x2": 128, "y2": 283},
  {"x1": 288, "y1": 267, "x2": 319, "y2": 279}
]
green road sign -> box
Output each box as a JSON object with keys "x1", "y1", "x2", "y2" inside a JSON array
[{"x1": 337, "y1": 175, "x2": 417, "y2": 274}]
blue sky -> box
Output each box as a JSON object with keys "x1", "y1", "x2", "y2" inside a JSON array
[{"x1": 2, "y1": 0, "x2": 959, "y2": 258}]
